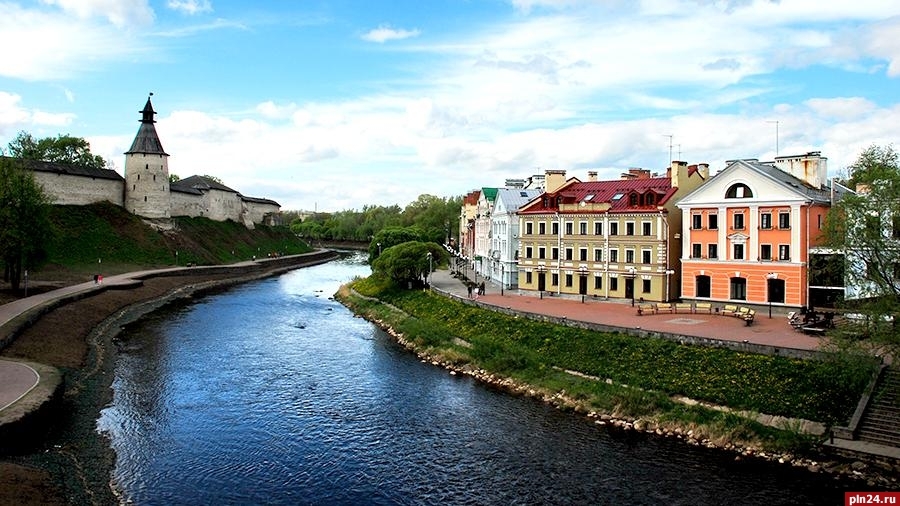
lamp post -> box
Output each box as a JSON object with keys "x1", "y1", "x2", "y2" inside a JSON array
[
  {"x1": 765, "y1": 272, "x2": 777, "y2": 318},
  {"x1": 627, "y1": 266, "x2": 636, "y2": 307},
  {"x1": 426, "y1": 252, "x2": 433, "y2": 287},
  {"x1": 500, "y1": 262, "x2": 505, "y2": 296},
  {"x1": 377, "y1": 242, "x2": 382, "y2": 256},
  {"x1": 664, "y1": 269, "x2": 675, "y2": 302}
]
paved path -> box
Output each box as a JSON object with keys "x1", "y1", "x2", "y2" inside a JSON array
[
  {"x1": 429, "y1": 269, "x2": 823, "y2": 352},
  {"x1": 0, "y1": 361, "x2": 39, "y2": 411}
]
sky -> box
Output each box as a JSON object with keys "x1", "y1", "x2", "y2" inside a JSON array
[{"x1": 1, "y1": 0, "x2": 899, "y2": 212}]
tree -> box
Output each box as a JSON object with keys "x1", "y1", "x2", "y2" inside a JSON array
[
  {"x1": 823, "y1": 145, "x2": 900, "y2": 356},
  {"x1": 7, "y1": 131, "x2": 111, "y2": 170},
  {"x1": 368, "y1": 227, "x2": 424, "y2": 263},
  {"x1": 0, "y1": 159, "x2": 53, "y2": 291},
  {"x1": 169, "y1": 174, "x2": 181, "y2": 183},
  {"x1": 202, "y1": 174, "x2": 224, "y2": 184},
  {"x1": 371, "y1": 241, "x2": 446, "y2": 288}
]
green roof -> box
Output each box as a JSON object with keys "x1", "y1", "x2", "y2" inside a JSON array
[{"x1": 481, "y1": 187, "x2": 498, "y2": 201}]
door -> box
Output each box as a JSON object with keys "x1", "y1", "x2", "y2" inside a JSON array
[
  {"x1": 578, "y1": 275, "x2": 588, "y2": 295},
  {"x1": 625, "y1": 278, "x2": 634, "y2": 300},
  {"x1": 537, "y1": 272, "x2": 546, "y2": 292}
]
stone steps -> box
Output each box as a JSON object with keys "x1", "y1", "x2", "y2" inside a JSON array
[{"x1": 856, "y1": 367, "x2": 900, "y2": 448}]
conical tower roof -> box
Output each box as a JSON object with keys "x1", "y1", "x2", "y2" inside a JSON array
[{"x1": 125, "y1": 95, "x2": 168, "y2": 155}]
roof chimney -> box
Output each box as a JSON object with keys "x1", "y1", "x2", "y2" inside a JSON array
[
  {"x1": 773, "y1": 151, "x2": 827, "y2": 189},
  {"x1": 620, "y1": 168, "x2": 651, "y2": 180},
  {"x1": 587, "y1": 171, "x2": 598, "y2": 182},
  {"x1": 545, "y1": 169, "x2": 567, "y2": 193}
]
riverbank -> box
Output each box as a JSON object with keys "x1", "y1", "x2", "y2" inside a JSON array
[
  {"x1": 335, "y1": 280, "x2": 899, "y2": 488},
  {"x1": 0, "y1": 251, "x2": 338, "y2": 505}
]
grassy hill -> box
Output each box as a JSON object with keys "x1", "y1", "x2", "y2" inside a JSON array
[{"x1": 40, "y1": 201, "x2": 311, "y2": 282}]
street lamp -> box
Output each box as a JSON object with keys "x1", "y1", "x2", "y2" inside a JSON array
[
  {"x1": 377, "y1": 242, "x2": 382, "y2": 256},
  {"x1": 626, "y1": 266, "x2": 637, "y2": 307},
  {"x1": 500, "y1": 262, "x2": 505, "y2": 296},
  {"x1": 426, "y1": 252, "x2": 433, "y2": 287},
  {"x1": 664, "y1": 269, "x2": 675, "y2": 302},
  {"x1": 765, "y1": 272, "x2": 777, "y2": 318}
]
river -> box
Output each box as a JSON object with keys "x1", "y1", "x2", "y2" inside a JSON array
[{"x1": 98, "y1": 252, "x2": 851, "y2": 505}]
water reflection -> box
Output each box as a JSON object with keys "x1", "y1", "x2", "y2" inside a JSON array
[{"x1": 99, "y1": 252, "x2": 850, "y2": 505}]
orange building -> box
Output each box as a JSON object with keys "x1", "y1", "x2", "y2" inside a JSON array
[{"x1": 676, "y1": 152, "x2": 835, "y2": 311}]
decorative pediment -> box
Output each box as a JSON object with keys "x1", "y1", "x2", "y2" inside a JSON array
[{"x1": 728, "y1": 232, "x2": 749, "y2": 243}]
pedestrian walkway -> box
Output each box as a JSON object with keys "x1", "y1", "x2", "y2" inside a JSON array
[{"x1": 428, "y1": 269, "x2": 822, "y2": 352}]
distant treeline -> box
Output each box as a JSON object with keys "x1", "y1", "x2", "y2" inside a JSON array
[{"x1": 287, "y1": 194, "x2": 462, "y2": 244}]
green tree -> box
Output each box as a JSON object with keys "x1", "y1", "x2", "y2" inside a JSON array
[
  {"x1": 823, "y1": 145, "x2": 900, "y2": 356},
  {"x1": 368, "y1": 227, "x2": 424, "y2": 263},
  {"x1": 372, "y1": 241, "x2": 446, "y2": 287},
  {"x1": 169, "y1": 174, "x2": 181, "y2": 183},
  {"x1": 7, "y1": 131, "x2": 111, "y2": 170},
  {"x1": 202, "y1": 174, "x2": 224, "y2": 184},
  {"x1": 0, "y1": 159, "x2": 53, "y2": 291}
]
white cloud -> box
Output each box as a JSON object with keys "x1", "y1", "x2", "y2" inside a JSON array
[
  {"x1": 0, "y1": 2, "x2": 149, "y2": 80},
  {"x1": 0, "y1": 92, "x2": 76, "y2": 139},
  {"x1": 361, "y1": 25, "x2": 421, "y2": 43},
  {"x1": 167, "y1": 0, "x2": 212, "y2": 16},
  {"x1": 39, "y1": 0, "x2": 154, "y2": 26}
]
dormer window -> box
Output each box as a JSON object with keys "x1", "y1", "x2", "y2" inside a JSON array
[
  {"x1": 629, "y1": 193, "x2": 638, "y2": 206},
  {"x1": 726, "y1": 183, "x2": 753, "y2": 198},
  {"x1": 645, "y1": 192, "x2": 655, "y2": 205}
]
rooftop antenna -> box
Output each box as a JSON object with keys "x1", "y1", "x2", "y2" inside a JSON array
[
  {"x1": 766, "y1": 120, "x2": 779, "y2": 157},
  {"x1": 663, "y1": 134, "x2": 673, "y2": 164},
  {"x1": 677, "y1": 144, "x2": 682, "y2": 160}
]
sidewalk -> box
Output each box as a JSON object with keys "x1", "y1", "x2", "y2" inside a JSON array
[{"x1": 428, "y1": 269, "x2": 823, "y2": 352}]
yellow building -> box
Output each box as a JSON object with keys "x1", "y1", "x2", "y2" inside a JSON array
[{"x1": 516, "y1": 163, "x2": 709, "y2": 302}]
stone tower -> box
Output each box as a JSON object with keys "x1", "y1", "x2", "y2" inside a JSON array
[{"x1": 124, "y1": 95, "x2": 171, "y2": 218}]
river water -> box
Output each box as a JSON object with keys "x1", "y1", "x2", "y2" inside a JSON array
[{"x1": 98, "y1": 252, "x2": 851, "y2": 505}]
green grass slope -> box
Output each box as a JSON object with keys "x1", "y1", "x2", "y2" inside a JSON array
[{"x1": 42, "y1": 201, "x2": 311, "y2": 280}]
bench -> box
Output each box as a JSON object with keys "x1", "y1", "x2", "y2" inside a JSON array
[
  {"x1": 637, "y1": 303, "x2": 656, "y2": 316},
  {"x1": 694, "y1": 302, "x2": 712, "y2": 314},
  {"x1": 721, "y1": 304, "x2": 739, "y2": 316},
  {"x1": 742, "y1": 309, "x2": 756, "y2": 326},
  {"x1": 675, "y1": 303, "x2": 693, "y2": 314},
  {"x1": 655, "y1": 303, "x2": 675, "y2": 314}
]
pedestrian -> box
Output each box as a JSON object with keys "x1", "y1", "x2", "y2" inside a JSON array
[
  {"x1": 467, "y1": 284, "x2": 473, "y2": 299},
  {"x1": 479, "y1": 281, "x2": 485, "y2": 296}
]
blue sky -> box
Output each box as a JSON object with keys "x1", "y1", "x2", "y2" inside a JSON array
[{"x1": 1, "y1": 0, "x2": 899, "y2": 212}]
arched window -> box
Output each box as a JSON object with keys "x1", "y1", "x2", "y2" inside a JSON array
[
  {"x1": 695, "y1": 275, "x2": 711, "y2": 298},
  {"x1": 645, "y1": 192, "x2": 655, "y2": 206},
  {"x1": 629, "y1": 193, "x2": 638, "y2": 206},
  {"x1": 726, "y1": 183, "x2": 753, "y2": 198}
]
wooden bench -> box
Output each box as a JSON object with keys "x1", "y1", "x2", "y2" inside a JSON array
[
  {"x1": 694, "y1": 302, "x2": 712, "y2": 313},
  {"x1": 721, "y1": 304, "x2": 739, "y2": 316},
  {"x1": 742, "y1": 309, "x2": 756, "y2": 326},
  {"x1": 655, "y1": 303, "x2": 675, "y2": 314},
  {"x1": 674, "y1": 302, "x2": 693, "y2": 314},
  {"x1": 637, "y1": 303, "x2": 656, "y2": 316}
]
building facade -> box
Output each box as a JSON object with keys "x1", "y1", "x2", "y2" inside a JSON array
[
  {"x1": 676, "y1": 152, "x2": 833, "y2": 310},
  {"x1": 487, "y1": 185, "x2": 542, "y2": 289},
  {"x1": 516, "y1": 163, "x2": 709, "y2": 302}
]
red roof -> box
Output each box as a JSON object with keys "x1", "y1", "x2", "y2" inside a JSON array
[{"x1": 519, "y1": 177, "x2": 676, "y2": 214}]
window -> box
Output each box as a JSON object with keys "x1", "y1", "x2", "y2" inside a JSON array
[
  {"x1": 778, "y1": 212, "x2": 790, "y2": 229},
  {"x1": 526, "y1": 272, "x2": 532, "y2": 284},
  {"x1": 552, "y1": 273, "x2": 559, "y2": 286},
  {"x1": 609, "y1": 249, "x2": 619, "y2": 263},
  {"x1": 552, "y1": 222, "x2": 559, "y2": 235},
  {"x1": 538, "y1": 222, "x2": 546, "y2": 235},
  {"x1": 760, "y1": 213, "x2": 772, "y2": 230},
  {"x1": 778, "y1": 245, "x2": 790, "y2": 261},
  {"x1": 565, "y1": 248, "x2": 573, "y2": 261},
  {"x1": 642, "y1": 279, "x2": 651, "y2": 293},
  {"x1": 626, "y1": 222, "x2": 635, "y2": 236},
  {"x1": 625, "y1": 249, "x2": 635, "y2": 263},
  {"x1": 642, "y1": 249, "x2": 651, "y2": 264},
  {"x1": 642, "y1": 222, "x2": 652, "y2": 236},
  {"x1": 629, "y1": 193, "x2": 638, "y2": 206},
  {"x1": 565, "y1": 274, "x2": 573, "y2": 287},
  {"x1": 550, "y1": 247, "x2": 557, "y2": 260},
  {"x1": 692, "y1": 214, "x2": 702, "y2": 230},
  {"x1": 708, "y1": 214, "x2": 718, "y2": 230},
  {"x1": 594, "y1": 276, "x2": 602, "y2": 290},
  {"x1": 726, "y1": 183, "x2": 753, "y2": 198},
  {"x1": 692, "y1": 243, "x2": 702, "y2": 259},
  {"x1": 645, "y1": 193, "x2": 655, "y2": 206},
  {"x1": 594, "y1": 222, "x2": 603, "y2": 235},
  {"x1": 733, "y1": 243, "x2": 744, "y2": 260},
  {"x1": 760, "y1": 244, "x2": 772, "y2": 261},
  {"x1": 526, "y1": 247, "x2": 533, "y2": 259},
  {"x1": 594, "y1": 249, "x2": 603, "y2": 262},
  {"x1": 525, "y1": 222, "x2": 533, "y2": 235},
  {"x1": 708, "y1": 244, "x2": 718, "y2": 259},
  {"x1": 730, "y1": 277, "x2": 747, "y2": 300},
  {"x1": 579, "y1": 222, "x2": 587, "y2": 235},
  {"x1": 565, "y1": 222, "x2": 573, "y2": 235},
  {"x1": 696, "y1": 275, "x2": 711, "y2": 298},
  {"x1": 538, "y1": 247, "x2": 545, "y2": 259},
  {"x1": 610, "y1": 222, "x2": 619, "y2": 235},
  {"x1": 610, "y1": 277, "x2": 619, "y2": 291},
  {"x1": 733, "y1": 213, "x2": 744, "y2": 230},
  {"x1": 579, "y1": 248, "x2": 588, "y2": 261}
]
